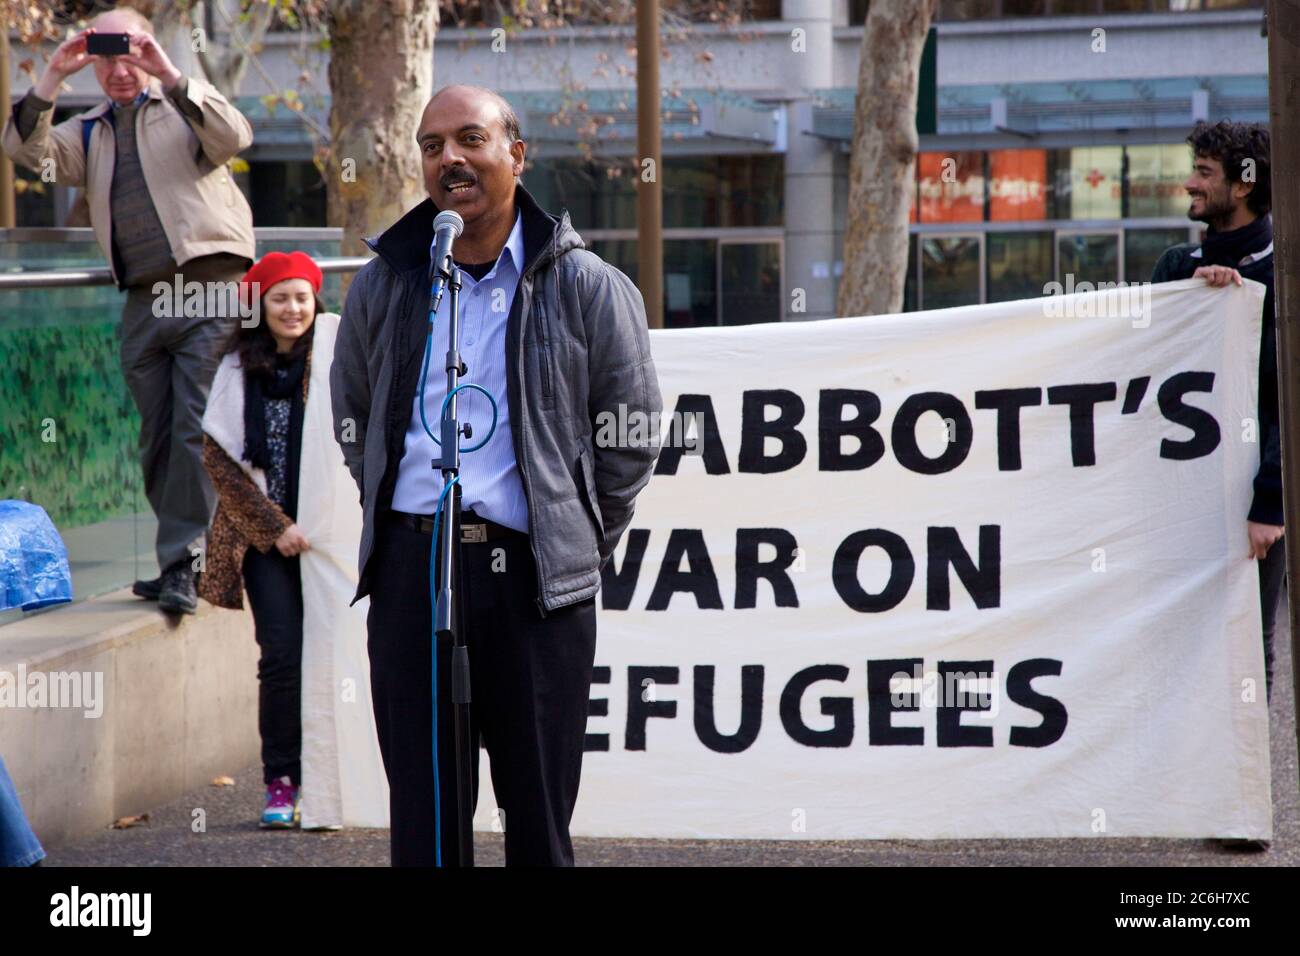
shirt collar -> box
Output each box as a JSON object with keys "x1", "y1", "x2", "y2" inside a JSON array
[
  {"x1": 495, "y1": 210, "x2": 525, "y2": 279},
  {"x1": 462, "y1": 210, "x2": 523, "y2": 281},
  {"x1": 110, "y1": 90, "x2": 150, "y2": 112}
]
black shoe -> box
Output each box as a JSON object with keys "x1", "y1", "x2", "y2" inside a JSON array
[
  {"x1": 132, "y1": 576, "x2": 163, "y2": 600},
  {"x1": 157, "y1": 562, "x2": 198, "y2": 615}
]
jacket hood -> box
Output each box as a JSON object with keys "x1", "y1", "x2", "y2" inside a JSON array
[{"x1": 365, "y1": 181, "x2": 584, "y2": 282}]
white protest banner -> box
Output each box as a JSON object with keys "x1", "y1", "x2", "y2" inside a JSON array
[{"x1": 474, "y1": 278, "x2": 1272, "y2": 841}]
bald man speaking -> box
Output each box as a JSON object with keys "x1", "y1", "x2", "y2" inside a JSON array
[{"x1": 332, "y1": 85, "x2": 661, "y2": 866}]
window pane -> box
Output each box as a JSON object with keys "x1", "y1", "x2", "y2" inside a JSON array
[
  {"x1": 664, "y1": 155, "x2": 784, "y2": 228},
  {"x1": 1048, "y1": 147, "x2": 1122, "y2": 220},
  {"x1": 1125, "y1": 228, "x2": 1190, "y2": 283},
  {"x1": 588, "y1": 238, "x2": 718, "y2": 328},
  {"x1": 917, "y1": 151, "x2": 985, "y2": 223},
  {"x1": 938, "y1": 0, "x2": 998, "y2": 19},
  {"x1": 1058, "y1": 233, "x2": 1119, "y2": 285},
  {"x1": 664, "y1": 240, "x2": 720, "y2": 327},
  {"x1": 835, "y1": 151, "x2": 851, "y2": 233},
  {"x1": 720, "y1": 243, "x2": 781, "y2": 325},
  {"x1": 989, "y1": 149, "x2": 1048, "y2": 221},
  {"x1": 743, "y1": 0, "x2": 784, "y2": 18},
  {"x1": 904, "y1": 235, "x2": 918, "y2": 312},
  {"x1": 525, "y1": 155, "x2": 782, "y2": 231},
  {"x1": 523, "y1": 159, "x2": 637, "y2": 231},
  {"x1": 921, "y1": 237, "x2": 981, "y2": 310},
  {"x1": 1125, "y1": 144, "x2": 1192, "y2": 218},
  {"x1": 987, "y1": 232, "x2": 1053, "y2": 303},
  {"x1": 14, "y1": 166, "x2": 56, "y2": 227},
  {"x1": 248, "y1": 161, "x2": 327, "y2": 227}
]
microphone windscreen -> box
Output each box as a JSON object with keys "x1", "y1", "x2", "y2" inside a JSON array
[{"x1": 433, "y1": 209, "x2": 465, "y2": 238}]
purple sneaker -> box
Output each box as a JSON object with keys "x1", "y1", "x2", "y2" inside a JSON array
[{"x1": 260, "y1": 776, "x2": 300, "y2": 829}]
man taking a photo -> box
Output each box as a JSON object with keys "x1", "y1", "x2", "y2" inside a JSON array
[{"x1": 3, "y1": 8, "x2": 256, "y2": 614}]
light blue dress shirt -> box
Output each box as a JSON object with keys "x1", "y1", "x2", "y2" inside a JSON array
[{"x1": 390, "y1": 211, "x2": 530, "y2": 532}]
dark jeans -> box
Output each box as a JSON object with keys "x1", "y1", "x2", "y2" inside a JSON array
[
  {"x1": 119, "y1": 254, "x2": 245, "y2": 572},
  {"x1": 1260, "y1": 535, "x2": 1287, "y2": 703},
  {"x1": 242, "y1": 546, "x2": 303, "y2": 786},
  {"x1": 366, "y1": 513, "x2": 598, "y2": 867}
]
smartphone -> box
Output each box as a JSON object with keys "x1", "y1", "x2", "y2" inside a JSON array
[{"x1": 86, "y1": 33, "x2": 130, "y2": 56}]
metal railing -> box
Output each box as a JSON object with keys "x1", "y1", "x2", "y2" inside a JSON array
[
  {"x1": 0, "y1": 227, "x2": 371, "y2": 289},
  {"x1": 0, "y1": 257, "x2": 372, "y2": 289}
]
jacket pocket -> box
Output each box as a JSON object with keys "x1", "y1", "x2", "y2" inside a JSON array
[
  {"x1": 575, "y1": 445, "x2": 604, "y2": 540},
  {"x1": 533, "y1": 287, "x2": 554, "y2": 400}
]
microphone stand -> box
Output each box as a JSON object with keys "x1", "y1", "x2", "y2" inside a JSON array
[{"x1": 432, "y1": 257, "x2": 475, "y2": 867}]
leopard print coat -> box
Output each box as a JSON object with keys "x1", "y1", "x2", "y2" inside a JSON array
[{"x1": 198, "y1": 350, "x2": 311, "y2": 610}]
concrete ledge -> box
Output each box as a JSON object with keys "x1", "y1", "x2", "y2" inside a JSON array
[{"x1": 0, "y1": 590, "x2": 259, "y2": 849}]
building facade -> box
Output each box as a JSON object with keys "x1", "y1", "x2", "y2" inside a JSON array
[{"x1": 10, "y1": 0, "x2": 1269, "y2": 324}]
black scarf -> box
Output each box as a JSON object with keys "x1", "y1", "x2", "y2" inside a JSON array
[
  {"x1": 1200, "y1": 214, "x2": 1272, "y2": 269},
  {"x1": 243, "y1": 348, "x2": 307, "y2": 470}
]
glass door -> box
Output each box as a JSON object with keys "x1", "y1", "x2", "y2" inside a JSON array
[
  {"x1": 919, "y1": 234, "x2": 982, "y2": 310},
  {"x1": 717, "y1": 239, "x2": 782, "y2": 326},
  {"x1": 1056, "y1": 230, "x2": 1122, "y2": 287}
]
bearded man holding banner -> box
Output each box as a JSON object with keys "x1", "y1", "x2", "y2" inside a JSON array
[
  {"x1": 1151, "y1": 121, "x2": 1282, "y2": 701},
  {"x1": 331, "y1": 84, "x2": 661, "y2": 866}
]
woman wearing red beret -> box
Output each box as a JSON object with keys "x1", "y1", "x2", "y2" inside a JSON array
[{"x1": 199, "y1": 251, "x2": 387, "y2": 831}]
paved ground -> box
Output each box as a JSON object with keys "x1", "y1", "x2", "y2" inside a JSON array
[{"x1": 47, "y1": 618, "x2": 1299, "y2": 867}]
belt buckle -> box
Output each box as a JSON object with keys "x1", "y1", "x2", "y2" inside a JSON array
[{"x1": 460, "y1": 523, "x2": 487, "y2": 544}]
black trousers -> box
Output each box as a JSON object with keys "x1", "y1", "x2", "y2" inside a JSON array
[
  {"x1": 1259, "y1": 535, "x2": 1287, "y2": 703},
  {"x1": 366, "y1": 512, "x2": 598, "y2": 867},
  {"x1": 120, "y1": 255, "x2": 246, "y2": 571},
  {"x1": 242, "y1": 546, "x2": 304, "y2": 786}
]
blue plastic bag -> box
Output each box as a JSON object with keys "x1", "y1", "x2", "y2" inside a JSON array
[{"x1": 0, "y1": 501, "x2": 73, "y2": 611}]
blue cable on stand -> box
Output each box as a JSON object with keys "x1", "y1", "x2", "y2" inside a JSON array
[{"x1": 416, "y1": 307, "x2": 499, "y2": 866}]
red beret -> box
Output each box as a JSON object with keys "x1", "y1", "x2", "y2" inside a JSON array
[{"x1": 240, "y1": 251, "x2": 323, "y2": 308}]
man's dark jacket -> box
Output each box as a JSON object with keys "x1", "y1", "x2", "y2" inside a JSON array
[
  {"x1": 1150, "y1": 214, "x2": 1281, "y2": 525},
  {"x1": 331, "y1": 183, "x2": 662, "y2": 612}
]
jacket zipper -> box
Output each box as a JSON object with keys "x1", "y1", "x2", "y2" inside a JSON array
[
  {"x1": 534, "y1": 274, "x2": 554, "y2": 400},
  {"x1": 515, "y1": 272, "x2": 549, "y2": 618}
]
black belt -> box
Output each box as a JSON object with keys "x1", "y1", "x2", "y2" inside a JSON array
[{"x1": 390, "y1": 509, "x2": 519, "y2": 543}]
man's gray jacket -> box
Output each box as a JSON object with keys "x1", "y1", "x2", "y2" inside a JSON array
[{"x1": 331, "y1": 183, "x2": 662, "y2": 613}]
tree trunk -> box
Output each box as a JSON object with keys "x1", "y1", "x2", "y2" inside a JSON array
[
  {"x1": 836, "y1": 0, "x2": 936, "y2": 318},
  {"x1": 326, "y1": 0, "x2": 437, "y2": 275}
]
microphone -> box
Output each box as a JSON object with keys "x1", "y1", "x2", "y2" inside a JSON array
[{"x1": 428, "y1": 209, "x2": 465, "y2": 313}]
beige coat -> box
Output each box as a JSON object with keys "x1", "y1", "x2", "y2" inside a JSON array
[{"x1": 1, "y1": 75, "x2": 255, "y2": 283}]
